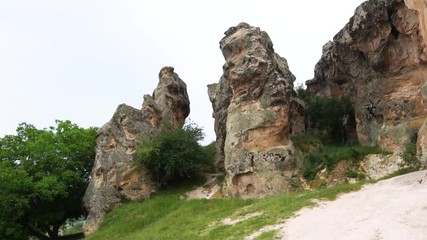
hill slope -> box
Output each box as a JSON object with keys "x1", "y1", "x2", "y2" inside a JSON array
[
  {"x1": 85, "y1": 181, "x2": 364, "y2": 240},
  {"x1": 85, "y1": 170, "x2": 426, "y2": 239},
  {"x1": 279, "y1": 170, "x2": 427, "y2": 240}
]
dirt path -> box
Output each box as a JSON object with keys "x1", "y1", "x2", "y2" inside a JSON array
[{"x1": 278, "y1": 170, "x2": 427, "y2": 240}]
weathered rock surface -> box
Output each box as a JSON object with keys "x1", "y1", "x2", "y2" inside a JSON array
[
  {"x1": 306, "y1": 0, "x2": 427, "y2": 151},
  {"x1": 417, "y1": 119, "x2": 427, "y2": 168},
  {"x1": 360, "y1": 153, "x2": 403, "y2": 179},
  {"x1": 83, "y1": 67, "x2": 189, "y2": 235},
  {"x1": 208, "y1": 23, "x2": 305, "y2": 198},
  {"x1": 417, "y1": 81, "x2": 427, "y2": 169},
  {"x1": 208, "y1": 76, "x2": 231, "y2": 170}
]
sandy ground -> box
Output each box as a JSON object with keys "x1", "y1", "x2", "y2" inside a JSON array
[{"x1": 278, "y1": 170, "x2": 427, "y2": 240}]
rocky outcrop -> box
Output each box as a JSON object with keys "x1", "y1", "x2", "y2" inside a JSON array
[
  {"x1": 208, "y1": 76, "x2": 231, "y2": 170},
  {"x1": 208, "y1": 23, "x2": 305, "y2": 198},
  {"x1": 83, "y1": 67, "x2": 189, "y2": 235},
  {"x1": 306, "y1": 0, "x2": 427, "y2": 151},
  {"x1": 360, "y1": 153, "x2": 403, "y2": 179},
  {"x1": 417, "y1": 119, "x2": 427, "y2": 168},
  {"x1": 417, "y1": 81, "x2": 427, "y2": 169}
]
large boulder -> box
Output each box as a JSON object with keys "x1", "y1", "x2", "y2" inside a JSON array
[
  {"x1": 208, "y1": 23, "x2": 305, "y2": 198},
  {"x1": 306, "y1": 0, "x2": 427, "y2": 151},
  {"x1": 83, "y1": 67, "x2": 189, "y2": 235}
]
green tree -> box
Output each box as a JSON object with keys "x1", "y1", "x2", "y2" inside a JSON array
[
  {"x1": 296, "y1": 87, "x2": 354, "y2": 144},
  {"x1": 135, "y1": 122, "x2": 208, "y2": 187},
  {"x1": 0, "y1": 120, "x2": 97, "y2": 240}
]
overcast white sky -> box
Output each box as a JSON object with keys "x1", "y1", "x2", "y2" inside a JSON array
[{"x1": 0, "y1": 0, "x2": 365, "y2": 144}]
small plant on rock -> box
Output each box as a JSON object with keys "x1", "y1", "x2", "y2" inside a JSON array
[{"x1": 402, "y1": 143, "x2": 421, "y2": 170}]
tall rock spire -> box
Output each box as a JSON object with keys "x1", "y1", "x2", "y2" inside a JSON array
[
  {"x1": 209, "y1": 23, "x2": 305, "y2": 198},
  {"x1": 83, "y1": 67, "x2": 190, "y2": 235}
]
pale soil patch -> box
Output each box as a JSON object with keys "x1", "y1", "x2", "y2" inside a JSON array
[
  {"x1": 277, "y1": 170, "x2": 427, "y2": 240},
  {"x1": 222, "y1": 212, "x2": 263, "y2": 226},
  {"x1": 243, "y1": 222, "x2": 285, "y2": 240},
  {"x1": 185, "y1": 173, "x2": 221, "y2": 199}
]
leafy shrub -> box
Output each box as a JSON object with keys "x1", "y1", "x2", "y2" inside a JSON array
[
  {"x1": 302, "y1": 154, "x2": 320, "y2": 180},
  {"x1": 135, "y1": 122, "x2": 208, "y2": 187},
  {"x1": 291, "y1": 133, "x2": 322, "y2": 154},
  {"x1": 402, "y1": 143, "x2": 421, "y2": 170},
  {"x1": 345, "y1": 169, "x2": 366, "y2": 180},
  {"x1": 201, "y1": 141, "x2": 216, "y2": 172},
  {"x1": 296, "y1": 87, "x2": 355, "y2": 144}
]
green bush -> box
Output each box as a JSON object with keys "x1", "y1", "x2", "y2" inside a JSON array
[
  {"x1": 291, "y1": 132, "x2": 322, "y2": 154},
  {"x1": 302, "y1": 154, "x2": 320, "y2": 180},
  {"x1": 402, "y1": 143, "x2": 421, "y2": 170},
  {"x1": 296, "y1": 87, "x2": 355, "y2": 144},
  {"x1": 135, "y1": 122, "x2": 208, "y2": 187},
  {"x1": 201, "y1": 141, "x2": 216, "y2": 172},
  {"x1": 345, "y1": 169, "x2": 366, "y2": 180}
]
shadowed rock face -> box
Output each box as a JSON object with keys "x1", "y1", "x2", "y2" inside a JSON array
[
  {"x1": 83, "y1": 67, "x2": 189, "y2": 235},
  {"x1": 208, "y1": 76, "x2": 231, "y2": 170},
  {"x1": 417, "y1": 76, "x2": 427, "y2": 169},
  {"x1": 209, "y1": 23, "x2": 305, "y2": 198},
  {"x1": 306, "y1": 0, "x2": 427, "y2": 151}
]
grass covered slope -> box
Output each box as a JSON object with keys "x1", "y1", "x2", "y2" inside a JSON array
[{"x1": 85, "y1": 183, "x2": 364, "y2": 240}]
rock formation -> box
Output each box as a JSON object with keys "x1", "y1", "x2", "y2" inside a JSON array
[
  {"x1": 208, "y1": 76, "x2": 231, "y2": 170},
  {"x1": 417, "y1": 80, "x2": 427, "y2": 168},
  {"x1": 306, "y1": 0, "x2": 427, "y2": 152},
  {"x1": 83, "y1": 67, "x2": 189, "y2": 235},
  {"x1": 208, "y1": 23, "x2": 305, "y2": 198},
  {"x1": 417, "y1": 119, "x2": 427, "y2": 168},
  {"x1": 407, "y1": 0, "x2": 427, "y2": 169}
]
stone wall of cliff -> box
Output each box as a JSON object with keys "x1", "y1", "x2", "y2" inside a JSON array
[{"x1": 306, "y1": 0, "x2": 427, "y2": 152}]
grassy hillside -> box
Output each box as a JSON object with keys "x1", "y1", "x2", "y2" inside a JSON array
[{"x1": 86, "y1": 183, "x2": 365, "y2": 240}]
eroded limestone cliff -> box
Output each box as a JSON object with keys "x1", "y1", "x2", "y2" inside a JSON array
[
  {"x1": 83, "y1": 67, "x2": 189, "y2": 235},
  {"x1": 306, "y1": 0, "x2": 427, "y2": 152},
  {"x1": 208, "y1": 23, "x2": 305, "y2": 198}
]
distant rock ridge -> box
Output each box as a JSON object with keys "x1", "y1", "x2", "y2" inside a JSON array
[
  {"x1": 83, "y1": 66, "x2": 190, "y2": 235},
  {"x1": 208, "y1": 23, "x2": 305, "y2": 198},
  {"x1": 306, "y1": 0, "x2": 427, "y2": 154}
]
